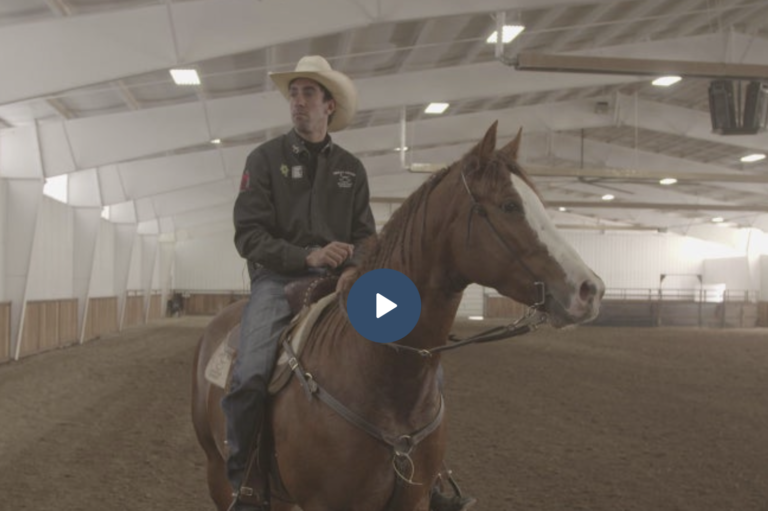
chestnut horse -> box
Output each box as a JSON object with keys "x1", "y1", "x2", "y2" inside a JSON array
[{"x1": 192, "y1": 123, "x2": 605, "y2": 511}]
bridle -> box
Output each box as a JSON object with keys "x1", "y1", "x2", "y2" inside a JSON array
[{"x1": 385, "y1": 169, "x2": 549, "y2": 358}]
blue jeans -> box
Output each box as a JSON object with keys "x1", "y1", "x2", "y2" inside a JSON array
[{"x1": 221, "y1": 267, "x2": 321, "y2": 490}]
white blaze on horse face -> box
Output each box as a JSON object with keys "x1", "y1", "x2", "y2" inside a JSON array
[{"x1": 510, "y1": 174, "x2": 601, "y2": 319}]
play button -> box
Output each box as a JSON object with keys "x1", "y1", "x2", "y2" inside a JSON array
[
  {"x1": 376, "y1": 293, "x2": 397, "y2": 318},
  {"x1": 347, "y1": 269, "x2": 421, "y2": 343}
]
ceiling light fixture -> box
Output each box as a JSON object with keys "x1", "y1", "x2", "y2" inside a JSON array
[
  {"x1": 210, "y1": 139, "x2": 221, "y2": 144},
  {"x1": 393, "y1": 146, "x2": 409, "y2": 152},
  {"x1": 659, "y1": 178, "x2": 677, "y2": 185},
  {"x1": 486, "y1": 25, "x2": 526, "y2": 44},
  {"x1": 558, "y1": 207, "x2": 567, "y2": 212},
  {"x1": 170, "y1": 69, "x2": 201, "y2": 86},
  {"x1": 740, "y1": 153, "x2": 766, "y2": 163},
  {"x1": 652, "y1": 76, "x2": 682, "y2": 87},
  {"x1": 425, "y1": 102, "x2": 449, "y2": 114},
  {"x1": 711, "y1": 217, "x2": 724, "y2": 223},
  {"x1": 601, "y1": 194, "x2": 615, "y2": 201}
]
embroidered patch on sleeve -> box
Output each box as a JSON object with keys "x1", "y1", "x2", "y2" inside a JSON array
[{"x1": 239, "y1": 170, "x2": 250, "y2": 192}]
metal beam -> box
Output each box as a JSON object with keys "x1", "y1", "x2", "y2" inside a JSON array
[
  {"x1": 43, "y1": 0, "x2": 71, "y2": 17},
  {"x1": 46, "y1": 97, "x2": 76, "y2": 120},
  {"x1": 525, "y1": 165, "x2": 768, "y2": 184},
  {"x1": 370, "y1": 196, "x2": 768, "y2": 213},
  {"x1": 515, "y1": 52, "x2": 768, "y2": 80},
  {"x1": 113, "y1": 80, "x2": 141, "y2": 110},
  {"x1": 545, "y1": 201, "x2": 768, "y2": 213}
]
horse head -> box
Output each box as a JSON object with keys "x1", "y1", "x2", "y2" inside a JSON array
[{"x1": 447, "y1": 122, "x2": 604, "y2": 327}]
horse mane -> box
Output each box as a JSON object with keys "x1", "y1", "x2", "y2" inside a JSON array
[
  {"x1": 357, "y1": 166, "x2": 451, "y2": 273},
  {"x1": 356, "y1": 139, "x2": 540, "y2": 274}
]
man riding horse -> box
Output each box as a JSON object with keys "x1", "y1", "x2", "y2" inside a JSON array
[{"x1": 224, "y1": 55, "x2": 476, "y2": 511}]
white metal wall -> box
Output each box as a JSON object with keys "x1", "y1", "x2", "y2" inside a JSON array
[
  {"x1": 126, "y1": 237, "x2": 142, "y2": 291},
  {"x1": 761, "y1": 256, "x2": 768, "y2": 301},
  {"x1": 457, "y1": 284, "x2": 483, "y2": 317},
  {"x1": 560, "y1": 231, "x2": 721, "y2": 289},
  {"x1": 26, "y1": 197, "x2": 74, "y2": 300},
  {"x1": 174, "y1": 230, "x2": 247, "y2": 291},
  {"x1": 0, "y1": 178, "x2": 6, "y2": 301},
  {"x1": 89, "y1": 220, "x2": 116, "y2": 297},
  {"x1": 703, "y1": 257, "x2": 752, "y2": 290}
]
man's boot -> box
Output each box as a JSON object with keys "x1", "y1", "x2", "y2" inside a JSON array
[
  {"x1": 430, "y1": 489, "x2": 477, "y2": 511},
  {"x1": 223, "y1": 384, "x2": 270, "y2": 511}
]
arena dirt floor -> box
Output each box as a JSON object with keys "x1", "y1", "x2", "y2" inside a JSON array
[{"x1": 1, "y1": 316, "x2": 767, "y2": 511}]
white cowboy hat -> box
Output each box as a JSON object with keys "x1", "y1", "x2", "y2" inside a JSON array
[{"x1": 269, "y1": 55, "x2": 358, "y2": 132}]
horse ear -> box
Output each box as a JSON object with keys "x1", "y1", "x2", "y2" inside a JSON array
[
  {"x1": 470, "y1": 121, "x2": 498, "y2": 161},
  {"x1": 499, "y1": 127, "x2": 523, "y2": 160}
]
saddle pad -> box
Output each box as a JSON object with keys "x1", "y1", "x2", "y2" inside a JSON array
[
  {"x1": 204, "y1": 293, "x2": 337, "y2": 392},
  {"x1": 204, "y1": 331, "x2": 238, "y2": 389}
]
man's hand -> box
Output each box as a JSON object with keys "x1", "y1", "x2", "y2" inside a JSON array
[
  {"x1": 336, "y1": 266, "x2": 358, "y2": 293},
  {"x1": 305, "y1": 241, "x2": 354, "y2": 269}
]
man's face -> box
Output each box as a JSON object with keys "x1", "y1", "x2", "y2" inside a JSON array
[{"x1": 288, "y1": 78, "x2": 335, "y2": 136}]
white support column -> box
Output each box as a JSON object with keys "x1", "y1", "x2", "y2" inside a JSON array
[
  {"x1": 158, "y1": 240, "x2": 175, "y2": 318},
  {"x1": 140, "y1": 235, "x2": 158, "y2": 323},
  {"x1": 72, "y1": 207, "x2": 103, "y2": 344},
  {"x1": 114, "y1": 224, "x2": 137, "y2": 330},
  {"x1": 760, "y1": 255, "x2": 768, "y2": 302},
  {"x1": 5, "y1": 180, "x2": 44, "y2": 360},
  {"x1": 0, "y1": 178, "x2": 6, "y2": 301}
]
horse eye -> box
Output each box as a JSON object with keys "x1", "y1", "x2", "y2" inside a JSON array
[{"x1": 501, "y1": 200, "x2": 519, "y2": 213}]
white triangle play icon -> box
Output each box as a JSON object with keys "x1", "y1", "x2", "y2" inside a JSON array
[{"x1": 376, "y1": 293, "x2": 397, "y2": 318}]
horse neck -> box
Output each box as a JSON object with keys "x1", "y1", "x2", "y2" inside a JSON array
[
  {"x1": 332, "y1": 172, "x2": 468, "y2": 418},
  {"x1": 379, "y1": 174, "x2": 466, "y2": 351}
]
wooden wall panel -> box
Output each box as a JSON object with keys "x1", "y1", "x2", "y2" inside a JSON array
[
  {"x1": 84, "y1": 297, "x2": 118, "y2": 341},
  {"x1": 0, "y1": 303, "x2": 10, "y2": 363},
  {"x1": 58, "y1": 299, "x2": 78, "y2": 344},
  {"x1": 124, "y1": 296, "x2": 145, "y2": 328},
  {"x1": 184, "y1": 293, "x2": 248, "y2": 315},
  {"x1": 40, "y1": 301, "x2": 59, "y2": 351},
  {"x1": 148, "y1": 294, "x2": 162, "y2": 321},
  {"x1": 19, "y1": 299, "x2": 79, "y2": 358},
  {"x1": 757, "y1": 302, "x2": 768, "y2": 327},
  {"x1": 19, "y1": 303, "x2": 41, "y2": 357}
]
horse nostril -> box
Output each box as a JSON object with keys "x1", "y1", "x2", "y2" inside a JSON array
[{"x1": 579, "y1": 281, "x2": 597, "y2": 303}]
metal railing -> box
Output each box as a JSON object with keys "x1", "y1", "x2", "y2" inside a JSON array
[{"x1": 604, "y1": 288, "x2": 758, "y2": 303}]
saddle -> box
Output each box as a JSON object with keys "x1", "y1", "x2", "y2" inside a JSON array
[
  {"x1": 284, "y1": 274, "x2": 338, "y2": 316},
  {"x1": 204, "y1": 275, "x2": 339, "y2": 390}
]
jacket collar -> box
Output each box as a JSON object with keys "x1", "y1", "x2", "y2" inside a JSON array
[{"x1": 287, "y1": 129, "x2": 333, "y2": 156}]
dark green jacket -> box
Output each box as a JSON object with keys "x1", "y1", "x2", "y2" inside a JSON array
[{"x1": 233, "y1": 130, "x2": 376, "y2": 277}]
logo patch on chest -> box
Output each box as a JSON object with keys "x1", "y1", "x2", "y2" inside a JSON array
[
  {"x1": 280, "y1": 164, "x2": 289, "y2": 178},
  {"x1": 333, "y1": 170, "x2": 355, "y2": 189},
  {"x1": 291, "y1": 165, "x2": 304, "y2": 179}
]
